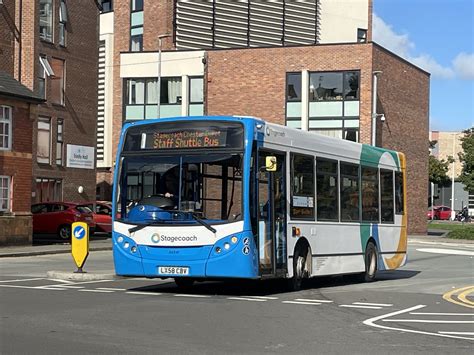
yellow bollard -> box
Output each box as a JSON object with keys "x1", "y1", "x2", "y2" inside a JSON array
[{"x1": 71, "y1": 222, "x2": 89, "y2": 273}]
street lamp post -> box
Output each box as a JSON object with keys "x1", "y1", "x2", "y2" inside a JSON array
[
  {"x1": 157, "y1": 33, "x2": 171, "y2": 119},
  {"x1": 371, "y1": 71, "x2": 382, "y2": 146}
]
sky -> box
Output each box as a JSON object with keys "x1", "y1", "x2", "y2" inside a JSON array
[{"x1": 373, "y1": 0, "x2": 474, "y2": 132}]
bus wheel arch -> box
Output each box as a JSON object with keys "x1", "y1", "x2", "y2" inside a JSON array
[{"x1": 289, "y1": 238, "x2": 312, "y2": 291}]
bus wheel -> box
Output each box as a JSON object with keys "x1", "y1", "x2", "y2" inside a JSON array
[
  {"x1": 362, "y1": 242, "x2": 378, "y2": 282},
  {"x1": 174, "y1": 278, "x2": 194, "y2": 288},
  {"x1": 288, "y1": 247, "x2": 307, "y2": 291}
]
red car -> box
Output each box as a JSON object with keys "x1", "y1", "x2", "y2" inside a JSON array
[
  {"x1": 31, "y1": 202, "x2": 96, "y2": 239},
  {"x1": 81, "y1": 201, "x2": 112, "y2": 234},
  {"x1": 427, "y1": 205, "x2": 452, "y2": 220}
]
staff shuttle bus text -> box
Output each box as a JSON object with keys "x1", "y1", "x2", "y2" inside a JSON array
[{"x1": 112, "y1": 116, "x2": 407, "y2": 289}]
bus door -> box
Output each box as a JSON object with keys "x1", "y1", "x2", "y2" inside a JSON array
[{"x1": 257, "y1": 151, "x2": 287, "y2": 277}]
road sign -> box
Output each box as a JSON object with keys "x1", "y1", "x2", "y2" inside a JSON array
[{"x1": 71, "y1": 222, "x2": 89, "y2": 271}]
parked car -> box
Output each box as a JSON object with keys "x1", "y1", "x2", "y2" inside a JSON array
[
  {"x1": 427, "y1": 205, "x2": 452, "y2": 220},
  {"x1": 31, "y1": 202, "x2": 96, "y2": 239},
  {"x1": 80, "y1": 201, "x2": 112, "y2": 234}
]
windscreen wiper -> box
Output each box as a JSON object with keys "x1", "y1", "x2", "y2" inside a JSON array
[
  {"x1": 127, "y1": 212, "x2": 216, "y2": 234},
  {"x1": 190, "y1": 212, "x2": 217, "y2": 234}
]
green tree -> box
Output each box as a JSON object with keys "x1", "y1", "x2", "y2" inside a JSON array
[
  {"x1": 429, "y1": 155, "x2": 451, "y2": 185},
  {"x1": 458, "y1": 128, "x2": 474, "y2": 191}
]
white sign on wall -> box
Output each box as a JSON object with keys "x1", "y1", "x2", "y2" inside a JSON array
[{"x1": 67, "y1": 144, "x2": 95, "y2": 169}]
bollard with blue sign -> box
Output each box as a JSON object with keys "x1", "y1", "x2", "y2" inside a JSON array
[{"x1": 71, "y1": 222, "x2": 89, "y2": 273}]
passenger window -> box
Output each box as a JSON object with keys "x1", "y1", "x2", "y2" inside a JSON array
[
  {"x1": 361, "y1": 167, "x2": 379, "y2": 222},
  {"x1": 290, "y1": 154, "x2": 315, "y2": 219},
  {"x1": 340, "y1": 163, "x2": 360, "y2": 222},
  {"x1": 380, "y1": 170, "x2": 394, "y2": 223},
  {"x1": 395, "y1": 172, "x2": 404, "y2": 215},
  {"x1": 317, "y1": 158, "x2": 338, "y2": 221}
]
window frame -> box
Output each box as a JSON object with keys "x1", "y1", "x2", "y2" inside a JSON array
[
  {"x1": 361, "y1": 166, "x2": 380, "y2": 223},
  {"x1": 130, "y1": 0, "x2": 144, "y2": 52},
  {"x1": 290, "y1": 153, "x2": 315, "y2": 220},
  {"x1": 39, "y1": 0, "x2": 54, "y2": 43},
  {"x1": 339, "y1": 162, "x2": 360, "y2": 223},
  {"x1": 380, "y1": 169, "x2": 395, "y2": 224},
  {"x1": 395, "y1": 171, "x2": 405, "y2": 215},
  {"x1": 37, "y1": 117, "x2": 52, "y2": 165},
  {"x1": 0, "y1": 176, "x2": 11, "y2": 212},
  {"x1": 189, "y1": 76, "x2": 204, "y2": 104},
  {"x1": 0, "y1": 105, "x2": 12, "y2": 151},
  {"x1": 56, "y1": 119, "x2": 64, "y2": 166},
  {"x1": 285, "y1": 72, "x2": 302, "y2": 129},
  {"x1": 50, "y1": 57, "x2": 65, "y2": 106}
]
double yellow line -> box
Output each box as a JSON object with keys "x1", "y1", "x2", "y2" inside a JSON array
[{"x1": 443, "y1": 286, "x2": 474, "y2": 309}]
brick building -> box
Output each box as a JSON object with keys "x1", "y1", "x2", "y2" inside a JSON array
[
  {"x1": 0, "y1": 72, "x2": 43, "y2": 245},
  {"x1": 97, "y1": 0, "x2": 429, "y2": 234},
  {"x1": 0, "y1": 1, "x2": 99, "y2": 244}
]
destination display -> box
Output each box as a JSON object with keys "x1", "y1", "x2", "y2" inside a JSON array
[
  {"x1": 151, "y1": 129, "x2": 227, "y2": 149},
  {"x1": 122, "y1": 121, "x2": 244, "y2": 152}
]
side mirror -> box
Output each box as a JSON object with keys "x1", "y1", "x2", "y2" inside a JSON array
[{"x1": 265, "y1": 156, "x2": 277, "y2": 172}]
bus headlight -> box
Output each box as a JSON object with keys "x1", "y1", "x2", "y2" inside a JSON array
[
  {"x1": 216, "y1": 247, "x2": 222, "y2": 253},
  {"x1": 231, "y1": 236, "x2": 238, "y2": 244},
  {"x1": 224, "y1": 243, "x2": 230, "y2": 250},
  {"x1": 124, "y1": 242, "x2": 130, "y2": 249},
  {"x1": 117, "y1": 236, "x2": 124, "y2": 243}
]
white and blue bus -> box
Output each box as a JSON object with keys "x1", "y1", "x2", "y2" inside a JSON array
[{"x1": 112, "y1": 116, "x2": 407, "y2": 289}]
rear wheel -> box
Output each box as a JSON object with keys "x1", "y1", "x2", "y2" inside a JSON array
[
  {"x1": 57, "y1": 225, "x2": 71, "y2": 240},
  {"x1": 174, "y1": 278, "x2": 195, "y2": 288},
  {"x1": 361, "y1": 242, "x2": 378, "y2": 282}
]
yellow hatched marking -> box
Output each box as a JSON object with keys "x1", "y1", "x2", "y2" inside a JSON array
[{"x1": 442, "y1": 286, "x2": 474, "y2": 309}]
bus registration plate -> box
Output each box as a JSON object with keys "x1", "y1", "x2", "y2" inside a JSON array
[{"x1": 158, "y1": 266, "x2": 189, "y2": 275}]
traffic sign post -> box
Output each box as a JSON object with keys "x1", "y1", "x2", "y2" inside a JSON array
[{"x1": 71, "y1": 222, "x2": 89, "y2": 273}]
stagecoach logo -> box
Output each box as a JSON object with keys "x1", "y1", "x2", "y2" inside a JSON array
[
  {"x1": 151, "y1": 233, "x2": 160, "y2": 243},
  {"x1": 150, "y1": 233, "x2": 198, "y2": 243}
]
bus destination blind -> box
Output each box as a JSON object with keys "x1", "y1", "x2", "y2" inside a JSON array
[{"x1": 148, "y1": 130, "x2": 227, "y2": 149}]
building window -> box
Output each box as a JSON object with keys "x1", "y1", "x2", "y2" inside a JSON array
[
  {"x1": 39, "y1": 0, "x2": 53, "y2": 42},
  {"x1": 124, "y1": 77, "x2": 183, "y2": 120},
  {"x1": 59, "y1": 0, "x2": 68, "y2": 46},
  {"x1": 39, "y1": 56, "x2": 54, "y2": 99},
  {"x1": 50, "y1": 58, "x2": 65, "y2": 105},
  {"x1": 130, "y1": 1, "x2": 144, "y2": 51},
  {"x1": 189, "y1": 76, "x2": 204, "y2": 116},
  {"x1": 0, "y1": 176, "x2": 11, "y2": 212},
  {"x1": 56, "y1": 119, "x2": 64, "y2": 166},
  {"x1": 37, "y1": 117, "x2": 51, "y2": 164},
  {"x1": 160, "y1": 77, "x2": 182, "y2": 104},
  {"x1": 357, "y1": 28, "x2": 367, "y2": 43},
  {"x1": 286, "y1": 72, "x2": 302, "y2": 129},
  {"x1": 316, "y1": 158, "x2": 339, "y2": 221},
  {"x1": 100, "y1": 0, "x2": 113, "y2": 13},
  {"x1": 35, "y1": 178, "x2": 62, "y2": 203},
  {"x1": 290, "y1": 154, "x2": 315, "y2": 220},
  {"x1": 189, "y1": 77, "x2": 203, "y2": 104},
  {"x1": 0, "y1": 105, "x2": 12, "y2": 150}
]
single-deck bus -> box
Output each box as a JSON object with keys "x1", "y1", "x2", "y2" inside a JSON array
[{"x1": 112, "y1": 116, "x2": 407, "y2": 289}]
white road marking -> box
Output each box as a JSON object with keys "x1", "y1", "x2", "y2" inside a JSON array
[
  {"x1": 36, "y1": 287, "x2": 68, "y2": 290},
  {"x1": 0, "y1": 278, "x2": 45, "y2": 283},
  {"x1": 96, "y1": 288, "x2": 127, "y2": 291},
  {"x1": 410, "y1": 240, "x2": 474, "y2": 248},
  {"x1": 294, "y1": 298, "x2": 333, "y2": 303},
  {"x1": 340, "y1": 304, "x2": 382, "y2": 309},
  {"x1": 282, "y1": 301, "x2": 322, "y2": 305},
  {"x1": 126, "y1": 291, "x2": 162, "y2": 296},
  {"x1": 244, "y1": 296, "x2": 279, "y2": 300},
  {"x1": 79, "y1": 289, "x2": 115, "y2": 293},
  {"x1": 363, "y1": 305, "x2": 474, "y2": 341},
  {"x1": 410, "y1": 312, "x2": 474, "y2": 316},
  {"x1": 47, "y1": 279, "x2": 74, "y2": 284},
  {"x1": 0, "y1": 285, "x2": 65, "y2": 290},
  {"x1": 438, "y1": 331, "x2": 474, "y2": 335},
  {"x1": 53, "y1": 285, "x2": 84, "y2": 289},
  {"x1": 383, "y1": 319, "x2": 474, "y2": 324},
  {"x1": 227, "y1": 297, "x2": 267, "y2": 302},
  {"x1": 416, "y1": 248, "x2": 474, "y2": 256},
  {"x1": 353, "y1": 302, "x2": 393, "y2": 307},
  {"x1": 173, "y1": 294, "x2": 211, "y2": 298}
]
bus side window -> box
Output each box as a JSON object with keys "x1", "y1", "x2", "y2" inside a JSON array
[
  {"x1": 290, "y1": 153, "x2": 315, "y2": 220},
  {"x1": 316, "y1": 158, "x2": 339, "y2": 221},
  {"x1": 380, "y1": 169, "x2": 394, "y2": 223},
  {"x1": 361, "y1": 166, "x2": 379, "y2": 222},
  {"x1": 395, "y1": 172, "x2": 404, "y2": 215}
]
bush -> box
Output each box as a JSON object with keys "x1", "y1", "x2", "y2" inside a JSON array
[{"x1": 446, "y1": 227, "x2": 474, "y2": 240}]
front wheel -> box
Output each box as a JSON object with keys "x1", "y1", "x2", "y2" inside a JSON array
[
  {"x1": 288, "y1": 247, "x2": 308, "y2": 291},
  {"x1": 57, "y1": 225, "x2": 71, "y2": 240}
]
